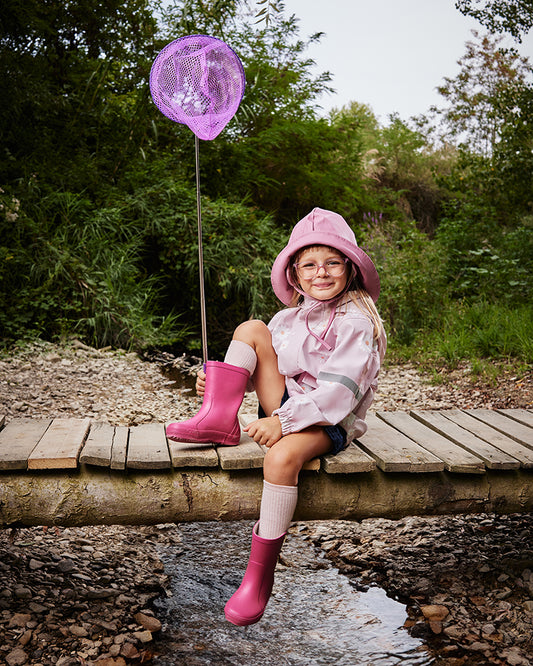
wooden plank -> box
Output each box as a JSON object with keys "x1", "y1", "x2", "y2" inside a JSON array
[
  {"x1": 110, "y1": 426, "x2": 128, "y2": 471},
  {"x1": 407, "y1": 410, "x2": 516, "y2": 471},
  {"x1": 381, "y1": 411, "x2": 483, "y2": 474},
  {"x1": 466, "y1": 409, "x2": 533, "y2": 449},
  {"x1": 357, "y1": 413, "x2": 444, "y2": 472},
  {"x1": 27, "y1": 418, "x2": 90, "y2": 469},
  {"x1": 497, "y1": 408, "x2": 533, "y2": 429},
  {"x1": 168, "y1": 440, "x2": 219, "y2": 468},
  {"x1": 218, "y1": 426, "x2": 265, "y2": 470},
  {"x1": 127, "y1": 423, "x2": 170, "y2": 469},
  {"x1": 441, "y1": 409, "x2": 533, "y2": 469},
  {"x1": 322, "y1": 441, "x2": 376, "y2": 474},
  {"x1": 80, "y1": 423, "x2": 114, "y2": 466},
  {"x1": 0, "y1": 418, "x2": 51, "y2": 470}
]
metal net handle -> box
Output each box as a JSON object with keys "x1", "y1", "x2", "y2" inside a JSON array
[{"x1": 195, "y1": 135, "x2": 208, "y2": 364}]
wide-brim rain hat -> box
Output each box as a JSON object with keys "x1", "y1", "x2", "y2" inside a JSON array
[{"x1": 271, "y1": 208, "x2": 380, "y2": 305}]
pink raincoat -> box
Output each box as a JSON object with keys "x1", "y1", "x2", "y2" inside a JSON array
[{"x1": 269, "y1": 295, "x2": 386, "y2": 445}]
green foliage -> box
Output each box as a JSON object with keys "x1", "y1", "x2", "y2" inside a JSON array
[
  {"x1": 424, "y1": 300, "x2": 533, "y2": 365},
  {"x1": 359, "y1": 215, "x2": 444, "y2": 346},
  {"x1": 455, "y1": 0, "x2": 533, "y2": 42},
  {"x1": 436, "y1": 203, "x2": 533, "y2": 303},
  {"x1": 0, "y1": 0, "x2": 531, "y2": 376},
  {"x1": 0, "y1": 185, "x2": 186, "y2": 349}
]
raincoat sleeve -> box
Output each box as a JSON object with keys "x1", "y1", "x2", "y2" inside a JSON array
[{"x1": 272, "y1": 316, "x2": 381, "y2": 435}]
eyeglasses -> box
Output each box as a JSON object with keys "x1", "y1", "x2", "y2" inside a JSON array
[{"x1": 294, "y1": 257, "x2": 348, "y2": 280}]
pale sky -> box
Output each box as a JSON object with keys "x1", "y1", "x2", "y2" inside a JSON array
[{"x1": 281, "y1": 0, "x2": 533, "y2": 123}]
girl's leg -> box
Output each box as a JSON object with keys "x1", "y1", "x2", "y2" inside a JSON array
[
  {"x1": 258, "y1": 427, "x2": 332, "y2": 539},
  {"x1": 166, "y1": 319, "x2": 283, "y2": 446},
  {"x1": 225, "y1": 428, "x2": 333, "y2": 626},
  {"x1": 263, "y1": 427, "x2": 333, "y2": 486},
  {"x1": 232, "y1": 320, "x2": 286, "y2": 417}
]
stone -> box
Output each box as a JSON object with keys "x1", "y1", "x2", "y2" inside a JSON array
[
  {"x1": 133, "y1": 630, "x2": 153, "y2": 643},
  {"x1": 120, "y1": 642, "x2": 140, "y2": 659},
  {"x1": 421, "y1": 604, "x2": 449, "y2": 621},
  {"x1": 8, "y1": 613, "x2": 31, "y2": 628},
  {"x1": 133, "y1": 611, "x2": 161, "y2": 633},
  {"x1": 5, "y1": 648, "x2": 28, "y2": 666},
  {"x1": 69, "y1": 625, "x2": 89, "y2": 637}
]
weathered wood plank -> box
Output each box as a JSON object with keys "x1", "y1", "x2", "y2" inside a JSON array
[
  {"x1": 357, "y1": 413, "x2": 445, "y2": 472},
  {"x1": 408, "y1": 410, "x2": 517, "y2": 471},
  {"x1": 466, "y1": 409, "x2": 533, "y2": 449},
  {"x1": 322, "y1": 441, "x2": 376, "y2": 474},
  {"x1": 0, "y1": 418, "x2": 52, "y2": 470},
  {"x1": 27, "y1": 418, "x2": 90, "y2": 469},
  {"x1": 127, "y1": 423, "x2": 170, "y2": 469},
  {"x1": 441, "y1": 409, "x2": 533, "y2": 469},
  {"x1": 497, "y1": 408, "x2": 533, "y2": 429},
  {"x1": 80, "y1": 423, "x2": 114, "y2": 466},
  {"x1": 218, "y1": 440, "x2": 265, "y2": 470},
  {"x1": 217, "y1": 420, "x2": 265, "y2": 470},
  {"x1": 168, "y1": 440, "x2": 219, "y2": 468},
  {"x1": 110, "y1": 426, "x2": 128, "y2": 471},
  {"x1": 381, "y1": 411, "x2": 484, "y2": 473}
]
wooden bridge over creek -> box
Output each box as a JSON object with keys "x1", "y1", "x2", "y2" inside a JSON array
[{"x1": 0, "y1": 408, "x2": 532, "y2": 527}]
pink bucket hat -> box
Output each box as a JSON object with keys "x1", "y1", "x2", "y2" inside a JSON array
[{"x1": 271, "y1": 208, "x2": 380, "y2": 305}]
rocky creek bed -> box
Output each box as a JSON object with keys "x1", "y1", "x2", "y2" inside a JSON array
[{"x1": 0, "y1": 339, "x2": 532, "y2": 665}]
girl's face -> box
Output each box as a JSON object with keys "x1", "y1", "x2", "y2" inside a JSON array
[{"x1": 294, "y1": 246, "x2": 348, "y2": 301}]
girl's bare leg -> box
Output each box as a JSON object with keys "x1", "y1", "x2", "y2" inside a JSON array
[
  {"x1": 232, "y1": 320, "x2": 286, "y2": 417},
  {"x1": 263, "y1": 427, "x2": 333, "y2": 486}
]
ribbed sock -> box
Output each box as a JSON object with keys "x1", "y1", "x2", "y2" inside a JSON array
[
  {"x1": 258, "y1": 480, "x2": 298, "y2": 539},
  {"x1": 224, "y1": 340, "x2": 257, "y2": 375}
]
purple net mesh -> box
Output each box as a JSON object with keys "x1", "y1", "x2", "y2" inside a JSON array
[{"x1": 149, "y1": 34, "x2": 246, "y2": 141}]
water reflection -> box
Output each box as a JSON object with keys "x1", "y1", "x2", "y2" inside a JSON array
[{"x1": 154, "y1": 521, "x2": 434, "y2": 665}]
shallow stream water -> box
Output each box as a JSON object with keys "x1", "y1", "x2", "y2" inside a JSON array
[{"x1": 153, "y1": 521, "x2": 435, "y2": 665}]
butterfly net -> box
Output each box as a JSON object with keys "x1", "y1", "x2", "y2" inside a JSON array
[{"x1": 149, "y1": 34, "x2": 246, "y2": 140}]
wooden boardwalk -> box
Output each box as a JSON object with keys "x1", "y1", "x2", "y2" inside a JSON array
[{"x1": 0, "y1": 408, "x2": 532, "y2": 527}]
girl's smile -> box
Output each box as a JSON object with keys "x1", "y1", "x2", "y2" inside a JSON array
[{"x1": 295, "y1": 247, "x2": 349, "y2": 301}]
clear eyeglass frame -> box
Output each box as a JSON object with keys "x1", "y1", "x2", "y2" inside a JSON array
[{"x1": 294, "y1": 257, "x2": 349, "y2": 280}]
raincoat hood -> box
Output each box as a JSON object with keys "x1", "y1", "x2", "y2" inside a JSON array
[{"x1": 271, "y1": 208, "x2": 380, "y2": 306}]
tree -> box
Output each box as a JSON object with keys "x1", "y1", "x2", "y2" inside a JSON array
[
  {"x1": 456, "y1": 0, "x2": 533, "y2": 42},
  {"x1": 431, "y1": 31, "x2": 532, "y2": 156},
  {"x1": 0, "y1": 0, "x2": 158, "y2": 190}
]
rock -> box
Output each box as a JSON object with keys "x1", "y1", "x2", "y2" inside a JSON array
[
  {"x1": 120, "y1": 642, "x2": 140, "y2": 659},
  {"x1": 69, "y1": 625, "x2": 89, "y2": 637},
  {"x1": 421, "y1": 604, "x2": 449, "y2": 621},
  {"x1": 13, "y1": 587, "x2": 32, "y2": 600},
  {"x1": 133, "y1": 629, "x2": 153, "y2": 643},
  {"x1": 8, "y1": 613, "x2": 31, "y2": 628},
  {"x1": 5, "y1": 648, "x2": 28, "y2": 666},
  {"x1": 134, "y1": 611, "x2": 161, "y2": 633}
]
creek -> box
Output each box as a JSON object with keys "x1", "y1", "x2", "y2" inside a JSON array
[{"x1": 153, "y1": 520, "x2": 435, "y2": 665}]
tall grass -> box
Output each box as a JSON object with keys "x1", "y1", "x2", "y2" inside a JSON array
[{"x1": 420, "y1": 300, "x2": 533, "y2": 367}]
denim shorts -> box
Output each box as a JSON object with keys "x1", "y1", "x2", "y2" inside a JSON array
[{"x1": 258, "y1": 389, "x2": 347, "y2": 456}]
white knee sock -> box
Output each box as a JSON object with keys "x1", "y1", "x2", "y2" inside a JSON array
[
  {"x1": 224, "y1": 340, "x2": 257, "y2": 375},
  {"x1": 258, "y1": 480, "x2": 298, "y2": 539}
]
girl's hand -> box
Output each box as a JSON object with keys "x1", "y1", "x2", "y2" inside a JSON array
[
  {"x1": 244, "y1": 416, "x2": 282, "y2": 448},
  {"x1": 196, "y1": 369, "x2": 206, "y2": 397}
]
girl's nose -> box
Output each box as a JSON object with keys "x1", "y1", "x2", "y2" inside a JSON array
[{"x1": 316, "y1": 264, "x2": 328, "y2": 276}]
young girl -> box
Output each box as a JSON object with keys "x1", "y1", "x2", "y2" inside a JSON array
[{"x1": 166, "y1": 207, "x2": 386, "y2": 626}]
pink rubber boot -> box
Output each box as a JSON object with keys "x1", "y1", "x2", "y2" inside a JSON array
[
  {"x1": 166, "y1": 361, "x2": 249, "y2": 446},
  {"x1": 224, "y1": 522, "x2": 286, "y2": 626}
]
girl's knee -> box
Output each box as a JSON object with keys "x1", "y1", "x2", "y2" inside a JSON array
[
  {"x1": 263, "y1": 445, "x2": 300, "y2": 479},
  {"x1": 233, "y1": 319, "x2": 270, "y2": 346}
]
